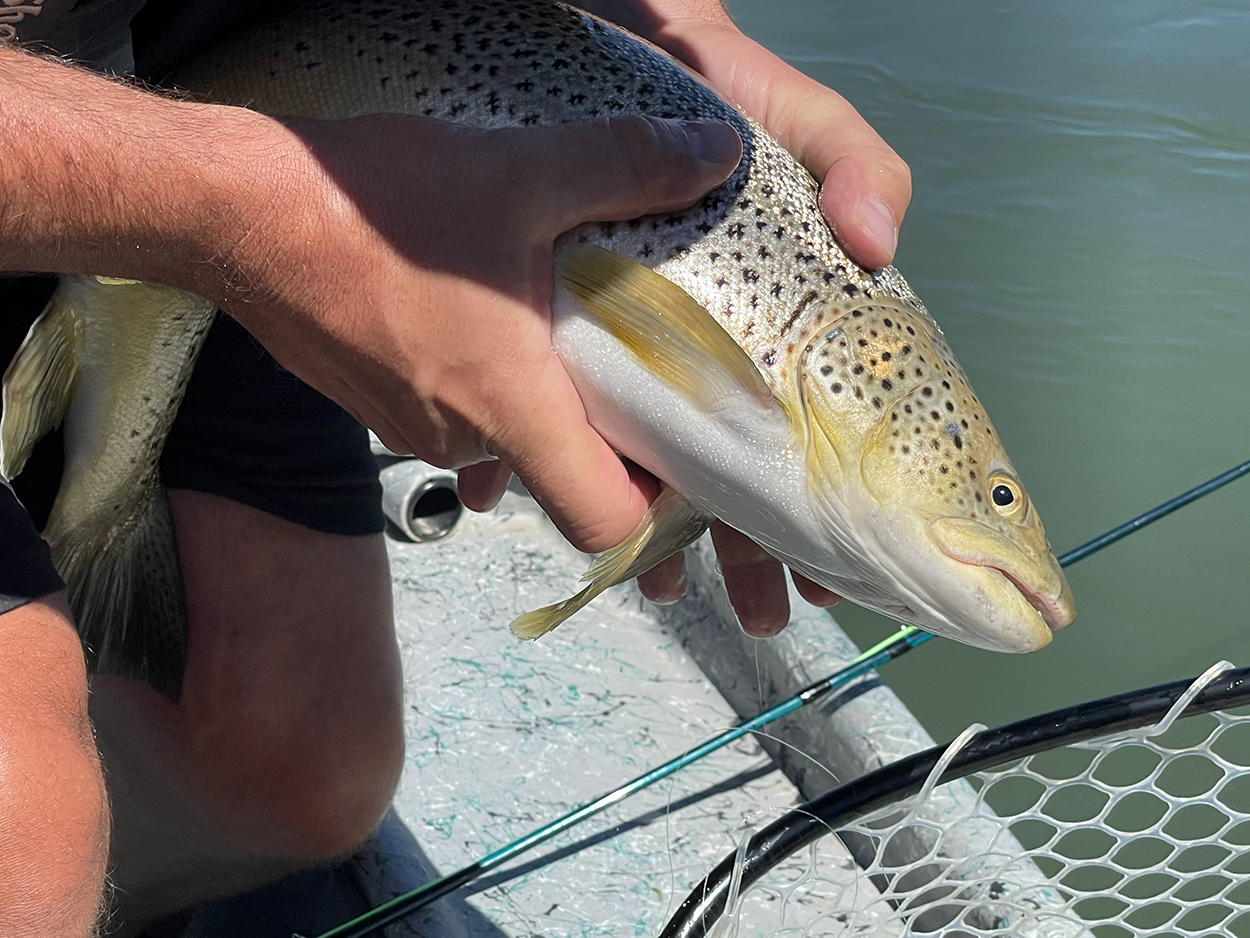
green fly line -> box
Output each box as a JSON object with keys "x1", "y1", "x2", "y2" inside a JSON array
[{"x1": 308, "y1": 456, "x2": 1250, "y2": 938}]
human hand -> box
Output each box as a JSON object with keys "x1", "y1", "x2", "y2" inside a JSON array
[
  {"x1": 577, "y1": 1, "x2": 912, "y2": 268},
  {"x1": 223, "y1": 114, "x2": 741, "y2": 556}
]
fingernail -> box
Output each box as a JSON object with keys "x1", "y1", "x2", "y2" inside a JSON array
[
  {"x1": 683, "y1": 120, "x2": 742, "y2": 167},
  {"x1": 860, "y1": 198, "x2": 898, "y2": 259},
  {"x1": 649, "y1": 572, "x2": 687, "y2": 606}
]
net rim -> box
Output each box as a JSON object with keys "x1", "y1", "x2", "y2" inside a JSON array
[{"x1": 660, "y1": 664, "x2": 1250, "y2": 938}]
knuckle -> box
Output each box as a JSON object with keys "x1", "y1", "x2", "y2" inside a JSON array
[{"x1": 871, "y1": 147, "x2": 913, "y2": 200}]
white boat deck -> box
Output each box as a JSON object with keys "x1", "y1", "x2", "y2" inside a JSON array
[
  {"x1": 385, "y1": 489, "x2": 885, "y2": 936},
  {"x1": 159, "y1": 481, "x2": 973, "y2": 938}
]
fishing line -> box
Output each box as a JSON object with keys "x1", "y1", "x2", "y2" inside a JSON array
[{"x1": 306, "y1": 455, "x2": 1250, "y2": 938}]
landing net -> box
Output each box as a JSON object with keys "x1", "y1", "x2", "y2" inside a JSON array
[{"x1": 668, "y1": 662, "x2": 1250, "y2": 938}]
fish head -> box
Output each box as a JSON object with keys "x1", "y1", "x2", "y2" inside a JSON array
[{"x1": 793, "y1": 294, "x2": 1074, "y2": 652}]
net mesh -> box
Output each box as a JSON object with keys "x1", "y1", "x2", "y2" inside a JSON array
[{"x1": 725, "y1": 668, "x2": 1250, "y2": 938}]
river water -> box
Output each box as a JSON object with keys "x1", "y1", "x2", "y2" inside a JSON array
[{"x1": 728, "y1": 0, "x2": 1250, "y2": 740}]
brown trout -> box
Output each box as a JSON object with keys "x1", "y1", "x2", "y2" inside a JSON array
[{"x1": 0, "y1": 0, "x2": 1073, "y2": 698}]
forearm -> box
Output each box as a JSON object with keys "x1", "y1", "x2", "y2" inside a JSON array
[
  {"x1": 0, "y1": 47, "x2": 309, "y2": 303},
  {"x1": 0, "y1": 595, "x2": 108, "y2": 938}
]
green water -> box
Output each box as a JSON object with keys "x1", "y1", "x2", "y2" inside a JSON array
[{"x1": 728, "y1": 0, "x2": 1250, "y2": 740}]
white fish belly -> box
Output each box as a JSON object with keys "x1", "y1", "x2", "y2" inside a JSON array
[{"x1": 552, "y1": 286, "x2": 825, "y2": 560}]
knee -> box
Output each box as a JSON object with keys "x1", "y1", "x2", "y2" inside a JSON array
[
  {"x1": 0, "y1": 598, "x2": 109, "y2": 938},
  {"x1": 189, "y1": 655, "x2": 406, "y2": 862},
  {"x1": 164, "y1": 494, "x2": 407, "y2": 861},
  {"x1": 257, "y1": 696, "x2": 405, "y2": 861}
]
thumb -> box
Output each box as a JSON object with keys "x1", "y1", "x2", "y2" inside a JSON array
[{"x1": 534, "y1": 116, "x2": 742, "y2": 231}]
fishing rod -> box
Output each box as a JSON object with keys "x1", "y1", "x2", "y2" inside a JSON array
[{"x1": 307, "y1": 455, "x2": 1250, "y2": 938}]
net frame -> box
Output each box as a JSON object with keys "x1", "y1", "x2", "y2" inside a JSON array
[{"x1": 662, "y1": 663, "x2": 1250, "y2": 938}]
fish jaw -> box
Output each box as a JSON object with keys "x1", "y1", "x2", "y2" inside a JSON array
[
  {"x1": 928, "y1": 516, "x2": 1076, "y2": 633},
  {"x1": 791, "y1": 477, "x2": 1049, "y2": 651}
]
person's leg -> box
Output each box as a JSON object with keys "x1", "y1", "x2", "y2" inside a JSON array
[
  {"x1": 0, "y1": 594, "x2": 108, "y2": 938},
  {"x1": 90, "y1": 491, "x2": 403, "y2": 935}
]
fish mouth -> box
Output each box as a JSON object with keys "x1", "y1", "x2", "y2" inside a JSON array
[
  {"x1": 979, "y1": 564, "x2": 1072, "y2": 633},
  {"x1": 927, "y1": 517, "x2": 1076, "y2": 635}
]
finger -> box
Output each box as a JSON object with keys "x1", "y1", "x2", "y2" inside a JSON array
[
  {"x1": 675, "y1": 26, "x2": 911, "y2": 268},
  {"x1": 457, "y1": 460, "x2": 513, "y2": 512},
  {"x1": 534, "y1": 116, "x2": 742, "y2": 231},
  {"x1": 710, "y1": 522, "x2": 790, "y2": 637},
  {"x1": 819, "y1": 152, "x2": 911, "y2": 270},
  {"x1": 487, "y1": 352, "x2": 652, "y2": 553},
  {"x1": 624, "y1": 465, "x2": 687, "y2": 603},
  {"x1": 637, "y1": 552, "x2": 688, "y2": 605},
  {"x1": 791, "y1": 571, "x2": 841, "y2": 608}
]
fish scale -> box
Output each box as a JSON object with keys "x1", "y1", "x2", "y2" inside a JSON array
[{"x1": 0, "y1": 0, "x2": 1074, "y2": 699}]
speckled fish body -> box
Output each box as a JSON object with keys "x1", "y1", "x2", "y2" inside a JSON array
[{"x1": 1, "y1": 0, "x2": 1073, "y2": 694}]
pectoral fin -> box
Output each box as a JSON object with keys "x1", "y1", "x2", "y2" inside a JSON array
[
  {"x1": 510, "y1": 487, "x2": 710, "y2": 639},
  {"x1": 0, "y1": 288, "x2": 83, "y2": 479},
  {"x1": 557, "y1": 243, "x2": 773, "y2": 411}
]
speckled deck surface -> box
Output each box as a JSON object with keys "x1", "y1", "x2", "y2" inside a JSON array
[
  {"x1": 384, "y1": 490, "x2": 884, "y2": 937},
  {"x1": 158, "y1": 485, "x2": 932, "y2": 938}
]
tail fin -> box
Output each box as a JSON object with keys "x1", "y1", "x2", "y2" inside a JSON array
[
  {"x1": 47, "y1": 484, "x2": 188, "y2": 700},
  {"x1": 24, "y1": 274, "x2": 216, "y2": 702}
]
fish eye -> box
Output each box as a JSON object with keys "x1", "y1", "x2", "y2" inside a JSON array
[{"x1": 987, "y1": 473, "x2": 1025, "y2": 518}]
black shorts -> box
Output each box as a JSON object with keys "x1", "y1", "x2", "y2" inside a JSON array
[{"x1": 0, "y1": 276, "x2": 384, "y2": 606}]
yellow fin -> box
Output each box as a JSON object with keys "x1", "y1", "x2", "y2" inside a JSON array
[
  {"x1": 0, "y1": 287, "x2": 84, "y2": 480},
  {"x1": 510, "y1": 488, "x2": 710, "y2": 640},
  {"x1": 557, "y1": 243, "x2": 773, "y2": 411}
]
